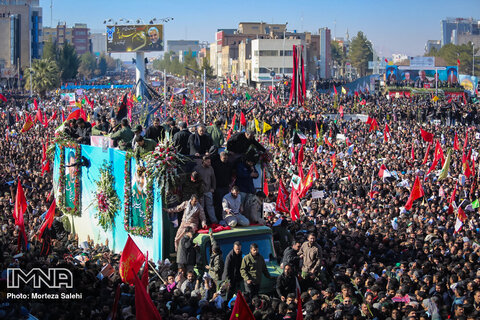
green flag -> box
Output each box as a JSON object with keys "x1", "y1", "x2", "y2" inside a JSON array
[
  {"x1": 438, "y1": 148, "x2": 452, "y2": 181},
  {"x1": 472, "y1": 199, "x2": 479, "y2": 209},
  {"x1": 245, "y1": 92, "x2": 252, "y2": 100}
]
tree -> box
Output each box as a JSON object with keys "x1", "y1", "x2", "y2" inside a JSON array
[
  {"x1": 348, "y1": 31, "x2": 373, "y2": 77},
  {"x1": 200, "y1": 57, "x2": 214, "y2": 79},
  {"x1": 426, "y1": 42, "x2": 479, "y2": 76},
  {"x1": 58, "y1": 42, "x2": 79, "y2": 81},
  {"x1": 97, "y1": 54, "x2": 108, "y2": 76},
  {"x1": 24, "y1": 59, "x2": 60, "y2": 97},
  {"x1": 331, "y1": 40, "x2": 345, "y2": 66},
  {"x1": 43, "y1": 41, "x2": 59, "y2": 62},
  {"x1": 78, "y1": 52, "x2": 97, "y2": 79}
]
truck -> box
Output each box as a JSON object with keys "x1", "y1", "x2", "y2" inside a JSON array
[{"x1": 52, "y1": 140, "x2": 281, "y2": 293}]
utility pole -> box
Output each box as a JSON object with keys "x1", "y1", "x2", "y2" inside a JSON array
[
  {"x1": 203, "y1": 68, "x2": 206, "y2": 123},
  {"x1": 473, "y1": 44, "x2": 475, "y2": 76}
]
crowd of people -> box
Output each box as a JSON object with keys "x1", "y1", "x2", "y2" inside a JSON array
[{"x1": 0, "y1": 74, "x2": 480, "y2": 320}]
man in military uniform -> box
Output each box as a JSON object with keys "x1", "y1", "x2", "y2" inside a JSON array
[
  {"x1": 110, "y1": 119, "x2": 134, "y2": 151},
  {"x1": 134, "y1": 135, "x2": 157, "y2": 157}
]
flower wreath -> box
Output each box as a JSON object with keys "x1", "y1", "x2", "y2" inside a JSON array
[
  {"x1": 93, "y1": 161, "x2": 121, "y2": 232},
  {"x1": 124, "y1": 152, "x2": 154, "y2": 238},
  {"x1": 58, "y1": 142, "x2": 82, "y2": 216}
]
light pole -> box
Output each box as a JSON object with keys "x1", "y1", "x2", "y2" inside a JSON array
[
  {"x1": 473, "y1": 44, "x2": 475, "y2": 76},
  {"x1": 282, "y1": 22, "x2": 288, "y2": 76}
]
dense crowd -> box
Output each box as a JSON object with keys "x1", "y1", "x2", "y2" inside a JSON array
[{"x1": 1, "y1": 75, "x2": 480, "y2": 320}]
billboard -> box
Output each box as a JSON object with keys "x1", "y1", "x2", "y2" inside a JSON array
[
  {"x1": 388, "y1": 66, "x2": 459, "y2": 84},
  {"x1": 106, "y1": 25, "x2": 163, "y2": 52}
]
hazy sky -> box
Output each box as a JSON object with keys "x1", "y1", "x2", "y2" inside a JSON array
[{"x1": 40, "y1": 0, "x2": 479, "y2": 58}]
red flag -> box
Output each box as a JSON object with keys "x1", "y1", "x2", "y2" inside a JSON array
[
  {"x1": 464, "y1": 161, "x2": 472, "y2": 178},
  {"x1": 422, "y1": 142, "x2": 432, "y2": 165},
  {"x1": 33, "y1": 98, "x2": 38, "y2": 110},
  {"x1": 14, "y1": 180, "x2": 28, "y2": 249},
  {"x1": 35, "y1": 108, "x2": 44, "y2": 125},
  {"x1": 369, "y1": 118, "x2": 378, "y2": 132},
  {"x1": 338, "y1": 105, "x2": 344, "y2": 118},
  {"x1": 298, "y1": 162, "x2": 304, "y2": 180},
  {"x1": 290, "y1": 189, "x2": 300, "y2": 221},
  {"x1": 263, "y1": 173, "x2": 269, "y2": 197},
  {"x1": 110, "y1": 284, "x2": 121, "y2": 320},
  {"x1": 385, "y1": 58, "x2": 388, "y2": 63},
  {"x1": 38, "y1": 200, "x2": 56, "y2": 240},
  {"x1": 0, "y1": 93, "x2": 7, "y2": 102},
  {"x1": 15, "y1": 113, "x2": 19, "y2": 122},
  {"x1": 79, "y1": 108, "x2": 87, "y2": 121},
  {"x1": 331, "y1": 153, "x2": 337, "y2": 172},
  {"x1": 65, "y1": 109, "x2": 81, "y2": 122},
  {"x1": 298, "y1": 145, "x2": 304, "y2": 165},
  {"x1": 420, "y1": 129, "x2": 433, "y2": 143},
  {"x1": 299, "y1": 164, "x2": 318, "y2": 198},
  {"x1": 411, "y1": 145, "x2": 415, "y2": 161},
  {"x1": 458, "y1": 206, "x2": 467, "y2": 222},
  {"x1": 141, "y1": 252, "x2": 149, "y2": 289},
  {"x1": 240, "y1": 112, "x2": 247, "y2": 127},
  {"x1": 119, "y1": 236, "x2": 145, "y2": 284},
  {"x1": 275, "y1": 179, "x2": 290, "y2": 213},
  {"x1": 42, "y1": 143, "x2": 47, "y2": 164},
  {"x1": 61, "y1": 110, "x2": 65, "y2": 122},
  {"x1": 181, "y1": 95, "x2": 186, "y2": 105},
  {"x1": 229, "y1": 291, "x2": 255, "y2": 320},
  {"x1": 48, "y1": 111, "x2": 57, "y2": 124},
  {"x1": 366, "y1": 116, "x2": 373, "y2": 125},
  {"x1": 133, "y1": 270, "x2": 162, "y2": 320},
  {"x1": 457, "y1": 59, "x2": 461, "y2": 66},
  {"x1": 404, "y1": 176, "x2": 424, "y2": 211},
  {"x1": 297, "y1": 288, "x2": 304, "y2": 320},
  {"x1": 434, "y1": 140, "x2": 445, "y2": 166},
  {"x1": 384, "y1": 123, "x2": 390, "y2": 142},
  {"x1": 333, "y1": 86, "x2": 338, "y2": 96},
  {"x1": 41, "y1": 160, "x2": 50, "y2": 177},
  {"x1": 324, "y1": 135, "x2": 333, "y2": 147},
  {"x1": 21, "y1": 114, "x2": 34, "y2": 133},
  {"x1": 454, "y1": 132, "x2": 460, "y2": 150}
]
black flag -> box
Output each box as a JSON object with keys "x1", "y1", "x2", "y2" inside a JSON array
[
  {"x1": 116, "y1": 94, "x2": 128, "y2": 121},
  {"x1": 7, "y1": 112, "x2": 15, "y2": 127}
]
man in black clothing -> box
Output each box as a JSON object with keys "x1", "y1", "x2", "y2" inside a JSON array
[
  {"x1": 172, "y1": 121, "x2": 191, "y2": 155},
  {"x1": 188, "y1": 124, "x2": 213, "y2": 157},
  {"x1": 144, "y1": 117, "x2": 165, "y2": 142},
  {"x1": 75, "y1": 118, "x2": 92, "y2": 145},
  {"x1": 227, "y1": 130, "x2": 266, "y2": 156},
  {"x1": 212, "y1": 151, "x2": 233, "y2": 221},
  {"x1": 165, "y1": 117, "x2": 179, "y2": 140},
  {"x1": 281, "y1": 239, "x2": 302, "y2": 274},
  {"x1": 276, "y1": 264, "x2": 297, "y2": 302},
  {"x1": 222, "y1": 241, "x2": 243, "y2": 301}
]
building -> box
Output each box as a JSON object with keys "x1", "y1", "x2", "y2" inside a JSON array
[
  {"x1": 250, "y1": 38, "x2": 302, "y2": 84},
  {"x1": 43, "y1": 22, "x2": 90, "y2": 55},
  {"x1": 238, "y1": 22, "x2": 286, "y2": 35},
  {"x1": 425, "y1": 40, "x2": 441, "y2": 54},
  {"x1": 317, "y1": 27, "x2": 331, "y2": 79},
  {"x1": 90, "y1": 33, "x2": 107, "y2": 56},
  {"x1": 441, "y1": 17, "x2": 480, "y2": 46},
  {"x1": 0, "y1": 0, "x2": 42, "y2": 71}
]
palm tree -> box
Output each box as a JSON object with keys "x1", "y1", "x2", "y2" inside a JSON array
[{"x1": 24, "y1": 59, "x2": 60, "y2": 98}]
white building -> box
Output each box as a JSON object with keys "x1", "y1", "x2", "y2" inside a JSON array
[
  {"x1": 90, "y1": 33, "x2": 107, "y2": 56},
  {"x1": 250, "y1": 38, "x2": 303, "y2": 84}
]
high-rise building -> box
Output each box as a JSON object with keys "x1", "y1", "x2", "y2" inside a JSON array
[
  {"x1": 441, "y1": 17, "x2": 480, "y2": 46},
  {"x1": 318, "y1": 27, "x2": 331, "y2": 79},
  {"x1": 90, "y1": 33, "x2": 107, "y2": 56},
  {"x1": 0, "y1": 0, "x2": 43, "y2": 71},
  {"x1": 43, "y1": 22, "x2": 90, "y2": 55}
]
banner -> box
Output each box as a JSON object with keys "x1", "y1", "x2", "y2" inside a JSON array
[
  {"x1": 459, "y1": 74, "x2": 478, "y2": 94},
  {"x1": 60, "y1": 93, "x2": 76, "y2": 106},
  {"x1": 106, "y1": 24, "x2": 164, "y2": 52},
  {"x1": 393, "y1": 66, "x2": 458, "y2": 84}
]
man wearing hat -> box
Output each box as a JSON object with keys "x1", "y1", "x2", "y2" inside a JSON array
[
  {"x1": 110, "y1": 119, "x2": 134, "y2": 151},
  {"x1": 134, "y1": 135, "x2": 157, "y2": 157},
  {"x1": 131, "y1": 124, "x2": 143, "y2": 150}
]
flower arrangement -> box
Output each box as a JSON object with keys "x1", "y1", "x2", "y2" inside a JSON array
[
  {"x1": 57, "y1": 142, "x2": 82, "y2": 216},
  {"x1": 93, "y1": 161, "x2": 120, "y2": 231},
  {"x1": 124, "y1": 153, "x2": 154, "y2": 238},
  {"x1": 143, "y1": 140, "x2": 187, "y2": 196},
  {"x1": 46, "y1": 131, "x2": 76, "y2": 163}
]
